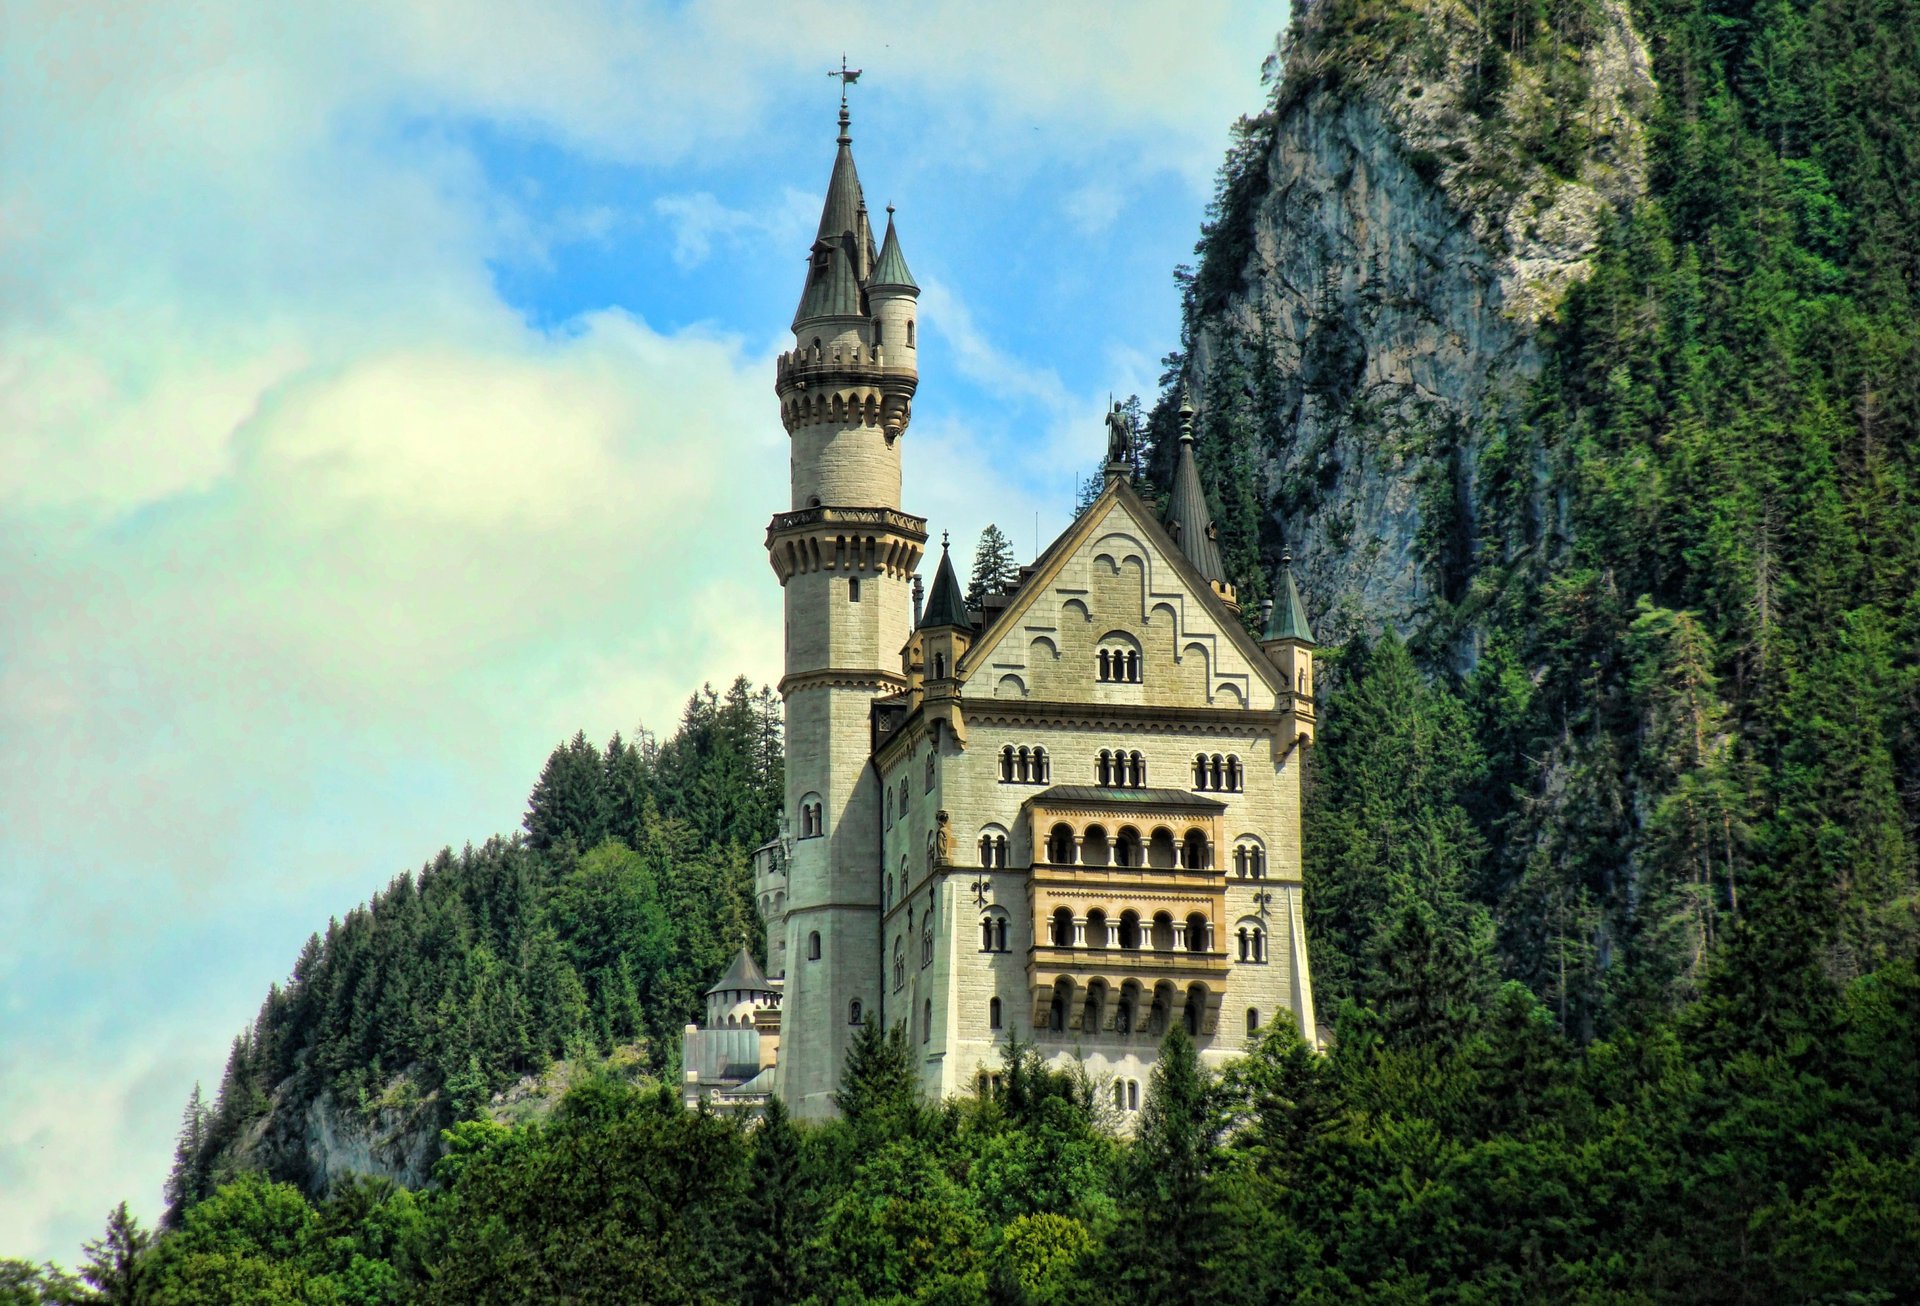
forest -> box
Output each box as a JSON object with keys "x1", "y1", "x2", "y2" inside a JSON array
[{"x1": 8, "y1": 0, "x2": 1919, "y2": 1298}]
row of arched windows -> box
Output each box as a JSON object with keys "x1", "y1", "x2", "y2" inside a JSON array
[
  {"x1": 1112, "y1": 1080, "x2": 1141, "y2": 1112},
  {"x1": 1042, "y1": 978, "x2": 1209, "y2": 1040},
  {"x1": 1096, "y1": 749, "x2": 1146, "y2": 788},
  {"x1": 1192, "y1": 753, "x2": 1244, "y2": 791},
  {"x1": 998, "y1": 745, "x2": 1051, "y2": 784},
  {"x1": 1046, "y1": 906, "x2": 1216, "y2": 954},
  {"x1": 798, "y1": 798, "x2": 824, "y2": 837},
  {"x1": 1043, "y1": 822, "x2": 1212, "y2": 870},
  {"x1": 979, "y1": 911, "x2": 1010, "y2": 952},
  {"x1": 1096, "y1": 648, "x2": 1142, "y2": 682},
  {"x1": 977, "y1": 833, "x2": 1008, "y2": 868}
]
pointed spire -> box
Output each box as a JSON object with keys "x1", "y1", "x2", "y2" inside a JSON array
[
  {"x1": 920, "y1": 533, "x2": 969, "y2": 629},
  {"x1": 1164, "y1": 388, "x2": 1227, "y2": 584},
  {"x1": 870, "y1": 205, "x2": 918, "y2": 293},
  {"x1": 1265, "y1": 551, "x2": 1316, "y2": 644},
  {"x1": 793, "y1": 100, "x2": 872, "y2": 328}
]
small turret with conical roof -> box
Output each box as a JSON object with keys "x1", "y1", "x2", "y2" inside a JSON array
[
  {"x1": 1260, "y1": 550, "x2": 1317, "y2": 745},
  {"x1": 1164, "y1": 389, "x2": 1237, "y2": 609}
]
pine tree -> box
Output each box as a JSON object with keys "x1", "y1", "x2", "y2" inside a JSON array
[
  {"x1": 834, "y1": 1019, "x2": 917, "y2": 1132},
  {"x1": 162, "y1": 1084, "x2": 209, "y2": 1228},
  {"x1": 966, "y1": 524, "x2": 1019, "y2": 605},
  {"x1": 1118, "y1": 1026, "x2": 1223, "y2": 1306},
  {"x1": 741, "y1": 1096, "x2": 812, "y2": 1305},
  {"x1": 78, "y1": 1203, "x2": 149, "y2": 1305},
  {"x1": 523, "y1": 731, "x2": 610, "y2": 852}
]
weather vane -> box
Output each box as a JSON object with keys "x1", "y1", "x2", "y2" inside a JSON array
[{"x1": 829, "y1": 55, "x2": 863, "y2": 108}]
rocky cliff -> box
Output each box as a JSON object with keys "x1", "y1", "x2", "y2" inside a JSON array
[{"x1": 1185, "y1": 0, "x2": 1655, "y2": 663}]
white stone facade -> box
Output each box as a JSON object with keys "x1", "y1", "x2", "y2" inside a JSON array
[{"x1": 763, "y1": 110, "x2": 1317, "y2": 1122}]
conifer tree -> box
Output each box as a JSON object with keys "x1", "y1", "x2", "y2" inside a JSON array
[
  {"x1": 523, "y1": 730, "x2": 610, "y2": 851},
  {"x1": 78, "y1": 1203, "x2": 148, "y2": 1305},
  {"x1": 966, "y1": 524, "x2": 1019, "y2": 605}
]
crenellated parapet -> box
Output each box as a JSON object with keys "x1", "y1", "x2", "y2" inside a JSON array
[{"x1": 774, "y1": 347, "x2": 917, "y2": 439}]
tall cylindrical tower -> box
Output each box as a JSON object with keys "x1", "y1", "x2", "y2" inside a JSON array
[{"x1": 766, "y1": 99, "x2": 924, "y2": 1118}]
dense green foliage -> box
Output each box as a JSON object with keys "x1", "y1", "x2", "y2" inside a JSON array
[
  {"x1": 160, "y1": 679, "x2": 781, "y2": 1219},
  {"x1": 24, "y1": 968, "x2": 1920, "y2": 1302}
]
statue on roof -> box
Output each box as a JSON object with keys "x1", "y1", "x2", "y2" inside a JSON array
[{"x1": 1105, "y1": 400, "x2": 1132, "y2": 467}]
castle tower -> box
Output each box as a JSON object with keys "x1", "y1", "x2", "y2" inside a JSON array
[{"x1": 766, "y1": 95, "x2": 926, "y2": 1118}]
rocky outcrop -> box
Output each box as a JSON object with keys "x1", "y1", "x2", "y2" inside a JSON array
[{"x1": 1192, "y1": 0, "x2": 1654, "y2": 663}]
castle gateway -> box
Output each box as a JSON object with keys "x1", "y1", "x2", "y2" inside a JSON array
[{"x1": 712, "y1": 98, "x2": 1320, "y2": 1121}]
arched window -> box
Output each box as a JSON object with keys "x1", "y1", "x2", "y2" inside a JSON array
[
  {"x1": 885, "y1": 873, "x2": 894, "y2": 908},
  {"x1": 995, "y1": 915, "x2": 1008, "y2": 952},
  {"x1": 1097, "y1": 649, "x2": 1112, "y2": 681},
  {"x1": 1186, "y1": 912, "x2": 1211, "y2": 954},
  {"x1": 931, "y1": 650, "x2": 946, "y2": 678},
  {"x1": 1118, "y1": 910, "x2": 1142, "y2": 950},
  {"x1": 808, "y1": 931, "x2": 822, "y2": 960},
  {"x1": 849, "y1": 576, "x2": 862, "y2": 602},
  {"x1": 1086, "y1": 909, "x2": 1109, "y2": 949},
  {"x1": 1235, "y1": 838, "x2": 1266, "y2": 880},
  {"x1": 1126, "y1": 649, "x2": 1141, "y2": 682},
  {"x1": 1113, "y1": 1081, "x2": 1124, "y2": 1110},
  {"x1": 1116, "y1": 993, "x2": 1134, "y2": 1034},
  {"x1": 849, "y1": 999, "x2": 864, "y2": 1025},
  {"x1": 925, "y1": 830, "x2": 936, "y2": 874},
  {"x1": 925, "y1": 751, "x2": 936, "y2": 790},
  {"x1": 990, "y1": 997, "x2": 1003, "y2": 1030},
  {"x1": 1247, "y1": 1007, "x2": 1261, "y2": 1036},
  {"x1": 1128, "y1": 751, "x2": 1145, "y2": 787},
  {"x1": 1051, "y1": 906, "x2": 1074, "y2": 948},
  {"x1": 1115, "y1": 827, "x2": 1142, "y2": 868},
  {"x1": 1034, "y1": 747, "x2": 1050, "y2": 783},
  {"x1": 1128, "y1": 1080, "x2": 1140, "y2": 1111},
  {"x1": 1047, "y1": 823, "x2": 1076, "y2": 865},
  {"x1": 1182, "y1": 830, "x2": 1210, "y2": 869},
  {"x1": 906, "y1": 319, "x2": 915, "y2": 346},
  {"x1": 1000, "y1": 746, "x2": 1014, "y2": 782},
  {"x1": 1226, "y1": 755, "x2": 1242, "y2": 791},
  {"x1": 1097, "y1": 749, "x2": 1112, "y2": 786},
  {"x1": 981, "y1": 915, "x2": 995, "y2": 951},
  {"x1": 1082, "y1": 982, "x2": 1105, "y2": 1034},
  {"x1": 923, "y1": 998, "x2": 933, "y2": 1043},
  {"x1": 922, "y1": 915, "x2": 934, "y2": 966},
  {"x1": 1193, "y1": 753, "x2": 1209, "y2": 789},
  {"x1": 1151, "y1": 912, "x2": 1175, "y2": 952},
  {"x1": 1049, "y1": 993, "x2": 1065, "y2": 1033},
  {"x1": 1210, "y1": 754, "x2": 1225, "y2": 791},
  {"x1": 1183, "y1": 985, "x2": 1205, "y2": 1037},
  {"x1": 1097, "y1": 637, "x2": 1141, "y2": 684},
  {"x1": 893, "y1": 937, "x2": 905, "y2": 990},
  {"x1": 1016, "y1": 746, "x2": 1031, "y2": 783},
  {"x1": 873, "y1": 318, "x2": 884, "y2": 346}
]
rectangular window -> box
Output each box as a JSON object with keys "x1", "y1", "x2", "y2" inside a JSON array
[{"x1": 848, "y1": 577, "x2": 862, "y2": 601}]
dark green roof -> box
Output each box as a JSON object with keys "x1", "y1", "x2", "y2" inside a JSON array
[
  {"x1": 793, "y1": 114, "x2": 873, "y2": 327},
  {"x1": 869, "y1": 210, "x2": 918, "y2": 292},
  {"x1": 1265, "y1": 554, "x2": 1316, "y2": 644},
  {"x1": 706, "y1": 947, "x2": 772, "y2": 997},
  {"x1": 794, "y1": 236, "x2": 864, "y2": 326},
  {"x1": 1030, "y1": 785, "x2": 1228, "y2": 812},
  {"x1": 920, "y1": 539, "x2": 969, "y2": 630},
  {"x1": 1164, "y1": 395, "x2": 1227, "y2": 584}
]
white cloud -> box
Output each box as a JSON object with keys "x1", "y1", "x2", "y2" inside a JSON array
[{"x1": 654, "y1": 187, "x2": 816, "y2": 270}]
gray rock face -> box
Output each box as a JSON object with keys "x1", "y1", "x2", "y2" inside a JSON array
[
  {"x1": 302, "y1": 1089, "x2": 440, "y2": 1192},
  {"x1": 1195, "y1": 0, "x2": 1654, "y2": 663}
]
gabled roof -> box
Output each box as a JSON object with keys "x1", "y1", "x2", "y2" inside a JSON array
[
  {"x1": 706, "y1": 947, "x2": 772, "y2": 996},
  {"x1": 1164, "y1": 395, "x2": 1227, "y2": 584},
  {"x1": 1029, "y1": 785, "x2": 1228, "y2": 812},
  {"x1": 919, "y1": 537, "x2": 969, "y2": 630},
  {"x1": 954, "y1": 476, "x2": 1285, "y2": 699},
  {"x1": 1265, "y1": 553, "x2": 1316, "y2": 644},
  {"x1": 869, "y1": 209, "x2": 917, "y2": 292}
]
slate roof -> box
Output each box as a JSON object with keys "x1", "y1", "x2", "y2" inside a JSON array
[
  {"x1": 1265, "y1": 553, "x2": 1316, "y2": 644},
  {"x1": 919, "y1": 538, "x2": 969, "y2": 630},
  {"x1": 706, "y1": 947, "x2": 773, "y2": 996},
  {"x1": 1029, "y1": 785, "x2": 1228, "y2": 811},
  {"x1": 1164, "y1": 394, "x2": 1227, "y2": 584},
  {"x1": 869, "y1": 209, "x2": 918, "y2": 292}
]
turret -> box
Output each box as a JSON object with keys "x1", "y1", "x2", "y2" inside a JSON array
[
  {"x1": 1164, "y1": 390, "x2": 1237, "y2": 610},
  {"x1": 1260, "y1": 551, "x2": 1317, "y2": 747},
  {"x1": 868, "y1": 206, "x2": 920, "y2": 383},
  {"x1": 916, "y1": 535, "x2": 970, "y2": 746}
]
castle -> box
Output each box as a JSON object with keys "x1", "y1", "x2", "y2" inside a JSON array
[{"x1": 685, "y1": 96, "x2": 1319, "y2": 1121}]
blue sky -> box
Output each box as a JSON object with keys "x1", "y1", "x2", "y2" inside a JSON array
[{"x1": 0, "y1": 1, "x2": 1286, "y2": 1262}]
